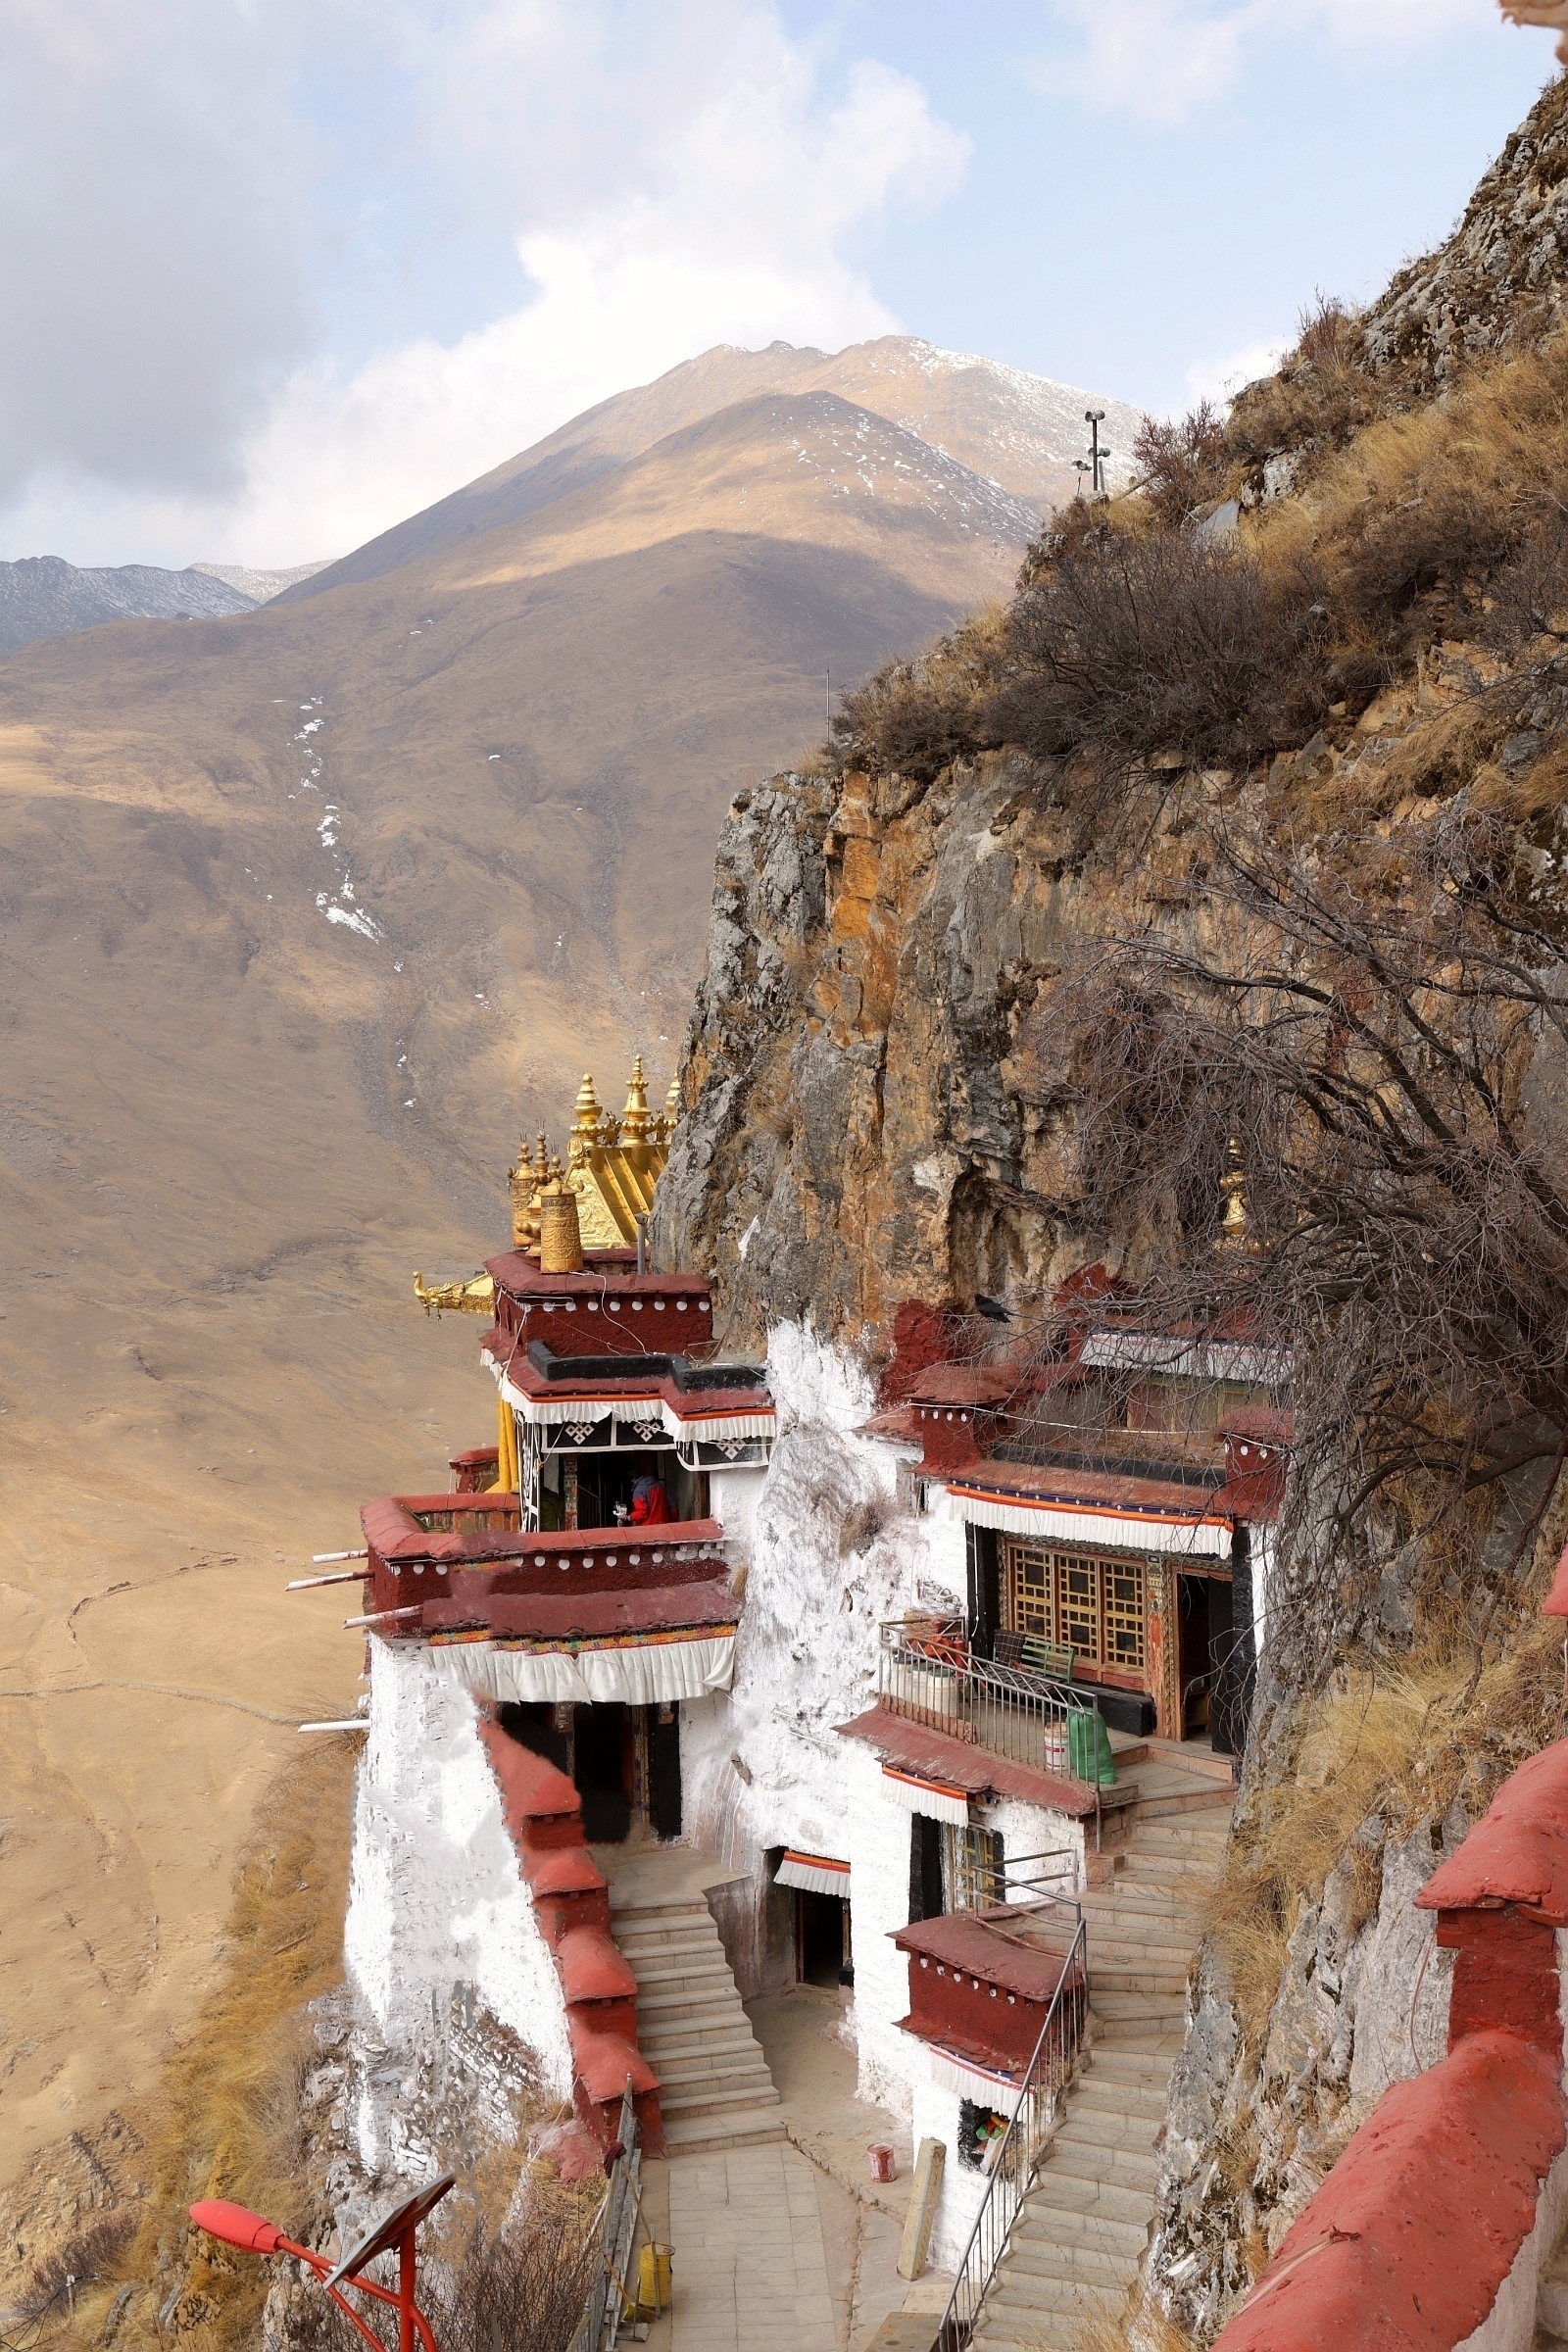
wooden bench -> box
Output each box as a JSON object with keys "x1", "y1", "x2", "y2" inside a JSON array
[{"x1": 994, "y1": 1627, "x2": 1075, "y2": 1683}]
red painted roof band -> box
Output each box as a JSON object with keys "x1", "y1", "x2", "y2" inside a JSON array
[
  {"x1": 1209, "y1": 2032, "x2": 1567, "y2": 2352},
  {"x1": 893, "y1": 1911, "x2": 1079, "y2": 2004},
  {"x1": 836, "y1": 1704, "x2": 1102, "y2": 1820},
  {"x1": 1417, "y1": 1738, "x2": 1568, "y2": 1925},
  {"x1": 420, "y1": 1580, "x2": 739, "y2": 1641},
  {"x1": 1543, "y1": 1539, "x2": 1568, "y2": 1617}
]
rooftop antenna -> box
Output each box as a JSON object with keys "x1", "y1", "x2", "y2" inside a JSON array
[
  {"x1": 825, "y1": 664, "x2": 831, "y2": 730},
  {"x1": 190, "y1": 2179, "x2": 454, "y2": 2352}
]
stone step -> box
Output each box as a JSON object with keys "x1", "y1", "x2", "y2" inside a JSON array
[
  {"x1": 660, "y1": 2109, "x2": 789, "y2": 2156},
  {"x1": 1046, "y1": 2141, "x2": 1160, "y2": 2194},
  {"x1": 615, "y1": 1929, "x2": 728, "y2": 1966},
  {"x1": 1089, "y1": 1970, "x2": 1191, "y2": 1998},
  {"x1": 623, "y1": 1950, "x2": 734, "y2": 1986},
  {"x1": 1021, "y1": 2171, "x2": 1152, "y2": 2226},
  {"x1": 1067, "y1": 2086, "x2": 1170, "y2": 2129},
  {"x1": 649, "y1": 2050, "x2": 775, "y2": 2088},
  {"x1": 1057, "y1": 2108, "x2": 1163, "y2": 2155},
  {"x1": 659, "y1": 2077, "x2": 783, "y2": 2120},
  {"x1": 1088, "y1": 1992, "x2": 1188, "y2": 2021},
  {"x1": 988, "y1": 2276, "x2": 1127, "y2": 2324},
  {"x1": 638, "y1": 2020, "x2": 760, "y2": 2062},
  {"x1": 634, "y1": 1979, "x2": 752, "y2": 2020},
  {"x1": 997, "y1": 2239, "x2": 1134, "y2": 2291},
  {"x1": 1012, "y1": 2207, "x2": 1150, "y2": 2258}
]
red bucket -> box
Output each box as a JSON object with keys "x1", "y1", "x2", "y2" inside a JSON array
[{"x1": 867, "y1": 2143, "x2": 896, "y2": 2184}]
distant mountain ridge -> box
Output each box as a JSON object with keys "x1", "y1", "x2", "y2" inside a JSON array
[
  {"x1": 278, "y1": 335, "x2": 1143, "y2": 602},
  {"x1": 0, "y1": 555, "x2": 329, "y2": 658},
  {"x1": 0, "y1": 555, "x2": 256, "y2": 657}
]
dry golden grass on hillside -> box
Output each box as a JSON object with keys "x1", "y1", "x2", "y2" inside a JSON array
[
  {"x1": 5, "y1": 1739, "x2": 363, "y2": 2352},
  {"x1": 834, "y1": 328, "x2": 1568, "y2": 814},
  {"x1": 1209, "y1": 1608, "x2": 1566, "y2": 2044},
  {"x1": 104, "y1": 1737, "x2": 361, "y2": 2352}
]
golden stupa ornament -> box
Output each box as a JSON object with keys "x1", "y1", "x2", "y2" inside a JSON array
[
  {"x1": 622, "y1": 1054, "x2": 651, "y2": 1141},
  {"x1": 509, "y1": 1129, "x2": 551, "y2": 1249},
  {"x1": 1215, "y1": 1137, "x2": 1254, "y2": 1251}
]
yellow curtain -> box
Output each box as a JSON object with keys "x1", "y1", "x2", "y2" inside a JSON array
[{"x1": 489, "y1": 1393, "x2": 519, "y2": 1494}]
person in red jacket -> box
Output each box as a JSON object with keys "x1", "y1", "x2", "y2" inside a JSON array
[{"x1": 629, "y1": 1475, "x2": 671, "y2": 1524}]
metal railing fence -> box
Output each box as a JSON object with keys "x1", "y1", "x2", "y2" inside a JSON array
[
  {"x1": 877, "y1": 1619, "x2": 1105, "y2": 1839},
  {"x1": 566, "y1": 2082, "x2": 641, "y2": 2352},
  {"x1": 935, "y1": 1913, "x2": 1090, "y2": 2352}
]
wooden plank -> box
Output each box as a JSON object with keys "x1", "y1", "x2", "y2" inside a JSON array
[
  {"x1": 897, "y1": 2136, "x2": 945, "y2": 2281},
  {"x1": 862, "y1": 2316, "x2": 940, "y2": 2352}
]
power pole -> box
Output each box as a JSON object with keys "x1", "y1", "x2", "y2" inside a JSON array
[{"x1": 1085, "y1": 409, "x2": 1111, "y2": 499}]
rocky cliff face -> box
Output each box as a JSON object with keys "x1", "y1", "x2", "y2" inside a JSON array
[
  {"x1": 654, "y1": 751, "x2": 1113, "y2": 1353},
  {"x1": 655, "y1": 76, "x2": 1568, "y2": 2341}
]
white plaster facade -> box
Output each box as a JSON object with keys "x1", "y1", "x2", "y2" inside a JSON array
[{"x1": 343, "y1": 1637, "x2": 572, "y2": 2173}]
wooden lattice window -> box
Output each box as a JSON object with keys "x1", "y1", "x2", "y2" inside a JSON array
[
  {"x1": 1003, "y1": 1542, "x2": 1149, "y2": 1677},
  {"x1": 1005, "y1": 1544, "x2": 1052, "y2": 1637},
  {"x1": 1102, "y1": 1558, "x2": 1148, "y2": 1674}
]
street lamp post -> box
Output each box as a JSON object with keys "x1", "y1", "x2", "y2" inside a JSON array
[
  {"x1": 1085, "y1": 410, "x2": 1111, "y2": 499},
  {"x1": 189, "y1": 2178, "x2": 455, "y2": 2352}
]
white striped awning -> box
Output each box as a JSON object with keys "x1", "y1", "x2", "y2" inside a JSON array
[
  {"x1": 424, "y1": 1630, "x2": 734, "y2": 1706},
  {"x1": 949, "y1": 1486, "x2": 1232, "y2": 1561},
  {"x1": 923, "y1": 2043, "x2": 1028, "y2": 2119},
  {"x1": 776, "y1": 1850, "x2": 851, "y2": 1899},
  {"x1": 496, "y1": 1370, "x2": 773, "y2": 1446},
  {"x1": 878, "y1": 1766, "x2": 973, "y2": 1828}
]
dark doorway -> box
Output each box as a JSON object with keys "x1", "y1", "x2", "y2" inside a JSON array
[
  {"x1": 496, "y1": 1701, "x2": 570, "y2": 1774},
  {"x1": 648, "y1": 1705, "x2": 682, "y2": 1840},
  {"x1": 575, "y1": 1703, "x2": 632, "y2": 1842},
  {"x1": 908, "y1": 1816, "x2": 944, "y2": 1924},
  {"x1": 797, "y1": 1891, "x2": 849, "y2": 1987},
  {"x1": 1177, "y1": 1577, "x2": 1212, "y2": 1739},
  {"x1": 1206, "y1": 1576, "x2": 1241, "y2": 1756}
]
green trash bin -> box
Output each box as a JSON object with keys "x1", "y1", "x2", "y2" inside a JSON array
[{"x1": 1068, "y1": 1707, "x2": 1117, "y2": 1788}]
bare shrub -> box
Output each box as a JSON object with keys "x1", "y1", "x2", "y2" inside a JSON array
[
  {"x1": 986, "y1": 527, "x2": 1331, "y2": 784},
  {"x1": 284, "y1": 2210, "x2": 599, "y2": 2352},
  {"x1": 1131, "y1": 400, "x2": 1231, "y2": 528}
]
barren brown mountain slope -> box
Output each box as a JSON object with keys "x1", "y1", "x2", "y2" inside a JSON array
[
  {"x1": 0, "y1": 339, "x2": 1117, "y2": 2204},
  {"x1": 286, "y1": 335, "x2": 1141, "y2": 593}
]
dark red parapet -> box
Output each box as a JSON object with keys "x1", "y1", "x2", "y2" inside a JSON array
[
  {"x1": 1415, "y1": 1738, "x2": 1568, "y2": 2063},
  {"x1": 1209, "y1": 2032, "x2": 1567, "y2": 2352},
  {"x1": 450, "y1": 1446, "x2": 501, "y2": 1494},
  {"x1": 472, "y1": 1714, "x2": 662, "y2": 2152},
  {"x1": 525, "y1": 1845, "x2": 612, "y2": 1942},
  {"x1": 1415, "y1": 1739, "x2": 1568, "y2": 1923},
  {"x1": 1544, "y1": 1539, "x2": 1568, "y2": 1617},
  {"x1": 893, "y1": 1910, "x2": 1082, "y2": 2076}
]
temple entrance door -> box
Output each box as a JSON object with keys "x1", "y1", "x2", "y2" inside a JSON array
[
  {"x1": 1177, "y1": 1577, "x2": 1212, "y2": 1740},
  {"x1": 648, "y1": 1704, "x2": 682, "y2": 1840},
  {"x1": 574, "y1": 1703, "x2": 632, "y2": 1842}
]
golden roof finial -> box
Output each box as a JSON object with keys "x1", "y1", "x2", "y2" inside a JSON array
[
  {"x1": 538, "y1": 1169, "x2": 584, "y2": 1274},
  {"x1": 1216, "y1": 1137, "x2": 1250, "y2": 1250},
  {"x1": 622, "y1": 1054, "x2": 651, "y2": 1141},
  {"x1": 665, "y1": 1073, "x2": 680, "y2": 1119},
  {"x1": 573, "y1": 1071, "x2": 603, "y2": 1138}
]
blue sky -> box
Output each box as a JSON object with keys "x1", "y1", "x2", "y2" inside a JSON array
[{"x1": 0, "y1": 1, "x2": 1552, "y2": 567}]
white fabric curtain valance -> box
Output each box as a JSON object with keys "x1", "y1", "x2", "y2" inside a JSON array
[
  {"x1": 776, "y1": 1852, "x2": 851, "y2": 1897},
  {"x1": 923, "y1": 2043, "x2": 1028, "y2": 2119},
  {"x1": 425, "y1": 1631, "x2": 735, "y2": 1705},
  {"x1": 496, "y1": 1369, "x2": 773, "y2": 1446},
  {"x1": 878, "y1": 1766, "x2": 973, "y2": 1827},
  {"x1": 950, "y1": 1490, "x2": 1232, "y2": 1560}
]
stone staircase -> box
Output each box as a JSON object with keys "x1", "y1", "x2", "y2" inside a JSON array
[
  {"x1": 609, "y1": 1880, "x2": 786, "y2": 2157},
  {"x1": 972, "y1": 1757, "x2": 1234, "y2": 2352}
]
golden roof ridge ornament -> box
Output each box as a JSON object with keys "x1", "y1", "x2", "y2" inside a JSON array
[{"x1": 622, "y1": 1054, "x2": 651, "y2": 1141}]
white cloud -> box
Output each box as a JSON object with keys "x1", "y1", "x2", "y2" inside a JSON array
[
  {"x1": 1029, "y1": 0, "x2": 1485, "y2": 123},
  {"x1": 0, "y1": 1, "x2": 968, "y2": 567},
  {"x1": 1185, "y1": 334, "x2": 1291, "y2": 406}
]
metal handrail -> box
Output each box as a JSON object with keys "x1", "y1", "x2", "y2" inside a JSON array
[
  {"x1": 935, "y1": 1914, "x2": 1090, "y2": 2352},
  {"x1": 567, "y1": 2081, "x2": 640, "y2": 2352},
  {"x1": 877, "y1": 1621, "x2": 1106, "y2": 1844}
]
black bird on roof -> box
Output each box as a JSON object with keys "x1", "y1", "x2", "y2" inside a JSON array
[{"x1": 973, "y1": 1295, "x2": 1011, "y2": 1322}]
